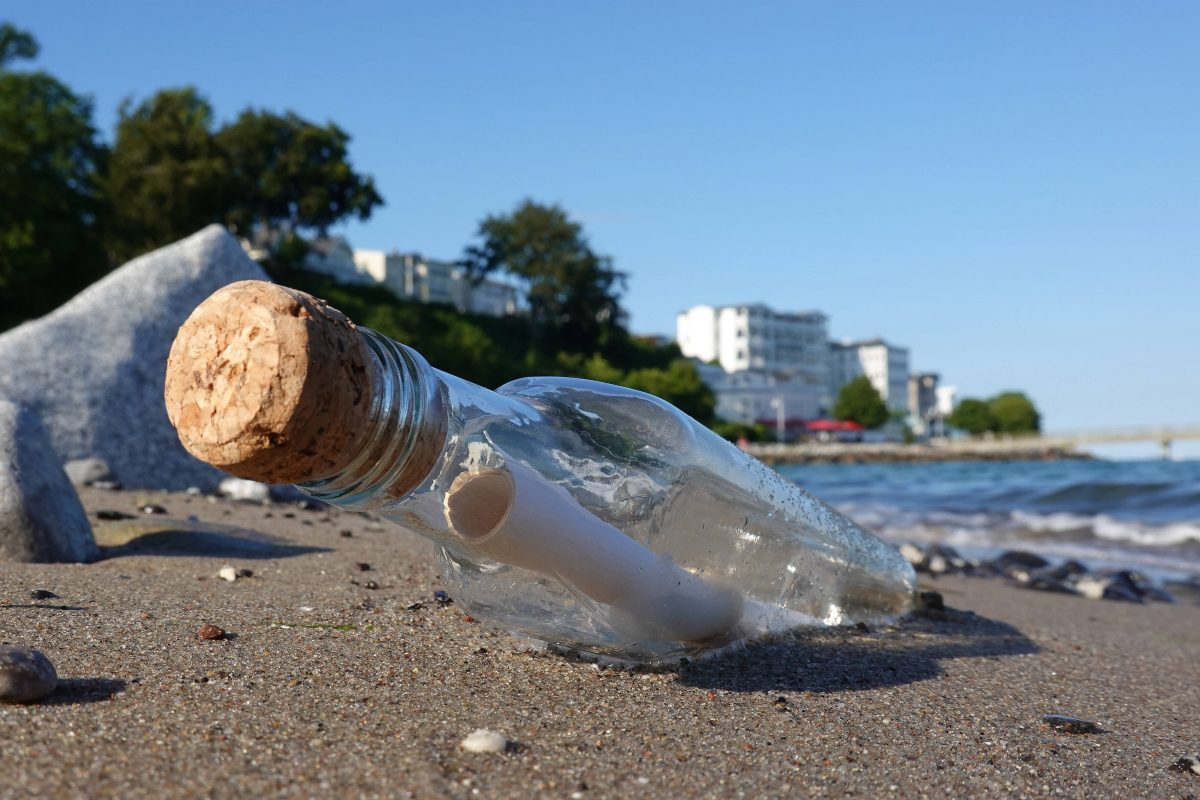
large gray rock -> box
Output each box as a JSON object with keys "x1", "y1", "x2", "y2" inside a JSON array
[
  {"x1": 0, "y1": 226, "x2": 269, "y2": 490},
  {"x1": 0, "y1": 400, "x2": 96, "y2": 562}
]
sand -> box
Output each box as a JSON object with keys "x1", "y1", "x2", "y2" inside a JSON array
[{"x1": 1, "y1": 486, "x2": 1197, "y2": 799}]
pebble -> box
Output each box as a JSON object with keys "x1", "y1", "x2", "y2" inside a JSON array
[
  {"x1": 1043, "y1": 714, "x2": 1101, "y2": 734},
  {"x1": 95, "y1": 509, "x2": 135, "y2": 521},
  {"x1": 29, "y1": 589, "x2": 58, "y2": 600},
  {"x1": 0, "y1": 645, "x2": 58, "y2": 703},
  {"x1": 217, "y1": 477, "x2": 271, "y2": 504},
  {"x1": 217, "y1": 565, "x2": 238, "y2": 582},
  {"x1": 197, "y1": 624, "x2": 227, "y2": 641},
  {"x1": 460, "y1": 728, "x2": 508, "y2": 753},
  {"x1": 1169, "y1": 755, "x2": 1200, "y2": 775},
  {"x1": 140, "y1": 503, "x2": 167, "y2": 515}
]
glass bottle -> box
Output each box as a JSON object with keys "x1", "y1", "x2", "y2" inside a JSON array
[{"x1": 166, "y1": 281, "x2": 916, "y2": 663}]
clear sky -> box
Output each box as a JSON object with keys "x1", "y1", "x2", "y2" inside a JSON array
[{"x1": 10, "y1": 2, "x2": 1199, "y2": 432}]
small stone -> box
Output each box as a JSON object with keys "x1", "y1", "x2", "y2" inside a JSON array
[
  {"x1": 197, "y1": 624, "x2": 226, "y2": 641},
  {"x1": 917, "y1": 590, "x2": 945, "y2": 612},
  {"x1": 96, "y1": 510, "x2": 135, "y2": 521},
  {"x1": 29, "y1": 589, "x2": 58, "y2": 600},
  {"x1": 63, "y1": 457, "x2": 114, "y2": 487},
  {"x1": 355, "y1": 562, "x2": 371, "y2": 571},
  {"x1": 363, "y1": 580, "x2": 379, "y2": 590},
  {"x1": 1042, "y1": 714, "x2": 1101, "y2": 734},
  {"x1": 140, "y1": 503, "x2": 167, "y2": 515},
  {"x1": 460, "y1": 728, "x2": 508, "y2": 753},
  {"x1": 1169, "y1": 755, "x2": 1200, "y2": 775},
  {"x1": 236, "y1": 568, "x2": 253, "y2": 578},
  {"x1": 0, "y1": 645, "x2": 57, "y2": 703},
  {"x1": 217, "y1": 566, "x2": 238, "y2": 582},
  {"x1": 405, "y1": 601, "x2": 424, "y2": 611},
  {"x1": 339, "y1": 529, "x2": 353, "y2": 538},
  {"x1": 185, "y1": 486, "x2": 202, "y2": 496},
  {"x1": 217, "y1": 477, "x2": 271, "y2": 504},
  {"x1": 434, "y1": 590, "x2": 453, "y2": 605}
]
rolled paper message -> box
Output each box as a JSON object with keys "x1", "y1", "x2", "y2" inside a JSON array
[{"x1": 444, "y1": 459, "x2": 744, "y2": 642}]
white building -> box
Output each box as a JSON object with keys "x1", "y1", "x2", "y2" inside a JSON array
[
  {"x1": 304, "y1": 236, "x2": 374, "y2": 285},
  {"x1": 352, "y1": 250, "x2": 520, "y2": 317},
  {"x1": 830, "y1": 338, "x2": 910, "y2": 413},
  {"x1": 695, "y1": 362, "x2": 825, "y2": 435},
  {"x1": 677, "y1": 303, "x2": 831, "y2": 405}
]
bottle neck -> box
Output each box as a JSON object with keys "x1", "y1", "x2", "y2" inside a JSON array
[{"x1": 298, "y1": 327, "x2": 448, "y2": 508}]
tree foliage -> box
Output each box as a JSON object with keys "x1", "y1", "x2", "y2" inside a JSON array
[
  {"x1": 947, "y1": 398, "x2": 996, "y2": 435},
  {"x1": 948, "y1": 392, "x2": 1040, "y2": 435},
  {"x1": 0, "y1": 22, "x2": 38, "y2": 66},
  {"x1": 832, "y1": 376, "x2": 890, "y2": 429},
  {"x1": 988, "y1": 391, "x2": 1040, "y2": 433},
  {"x1": 0, "y1": 24, "x2": 109, "y2": 330},
  {"x1": 462, "y1": 200, "x2": 626, "y2": 354},
  {"x1": 624, "y1": 359, "x2": 716, "y2": 425},
  {"x1": 103, "y1": 88, "x2": 383, "y2": 264},
  {"x1": 217, "y1": 109, "x2": 382, "y2": 239},
  {"x1": 104, "y1": 87, "x2": 229, "y2": 262}
]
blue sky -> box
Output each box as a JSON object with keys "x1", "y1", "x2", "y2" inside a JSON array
[{"x1": 10, "y1": 2, "x2": 1199, "y2": 432}]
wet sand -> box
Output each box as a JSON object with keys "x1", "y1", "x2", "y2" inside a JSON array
[{"x1": 1, "y1": 486, "x2": 1197, "y2": 798}]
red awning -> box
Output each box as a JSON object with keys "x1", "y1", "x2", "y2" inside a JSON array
[{"x1": 804, "y1": 419, "x2": 865, "y2": 432}]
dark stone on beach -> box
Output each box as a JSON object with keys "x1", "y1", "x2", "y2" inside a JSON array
[
  {"x1": 0, "y1": 400, "x2": 98, "y2": 563},
  {"x1": 95, "y1": 510, "x2": 135, "y2": 521},
  {"x1": 197, "y1": 624, "x2": 226, "y2": 641},
  {"x1": 1101, "y1": 583, "x2": 1144, "y2": 603},
  {"x1": 1038, "y1": 560, "x2": 1092, "y2": 582},
  {"x1": 989, "y1": 550, "x2": 1051, "y2": 578},
  {"x1": 435, "y1": 590, "x2": 453, "y2": 605},
  {"x1": 903, "y1": 543, "x2": 974, "y2": 576},
  {"x1": 356, "y1": 562, "x2": 371, "y2": 571},
  {"x1": 1043, "y1": 714, "x2": 1101, "y2": 734},
  {"x1": 0, "y1": 226, "x2": 268, "y2": 491},
  {"x1": 0, "y1": 645, "x2": 58, "y2": 703},
  {"x1": 29, "y1": 589, "x2": 58, "y2": 600},
  {"x1": 1170, "y1": 755, "x2": 1200, "y2": 775},
  {"x1": 916, "y1": 590, "x2": 945, "y2": 612},
  {"x1": 405, "y1": 601, "x2": 424, "y2": 611},
  {"x1": 1099, "y1": 570, "x2": 1173, "y2": 602},
  {"x1": 1023, "y1": 575, "x2": 1080, "y2": 596},
  {"x1": 140, "y1": 503, "x2": 167, "y2": 515}
]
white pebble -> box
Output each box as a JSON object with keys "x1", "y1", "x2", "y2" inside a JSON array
[
  {"x1": 217, "y1": 565, "x2": 238, "y2": 582},
  {"x1": 460, "y1": 728, "x2": 507, "y2": 753}
]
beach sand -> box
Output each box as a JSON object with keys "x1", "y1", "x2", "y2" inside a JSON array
[{"x1": 1, "y1": 487, "x2": 1197, "y2": 799}]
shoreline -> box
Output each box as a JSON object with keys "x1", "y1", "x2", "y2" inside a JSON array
[
  {"x1": 1, "y1": 486, "x2": 1198, "y2": 797},
  {"x1": 744, "y1": 441, "x2": 1090, "y2": 465}
]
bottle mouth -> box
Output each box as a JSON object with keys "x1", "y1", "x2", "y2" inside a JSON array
[{"x1": 299, "y1": 329, "x2": 447, "y2": 507}]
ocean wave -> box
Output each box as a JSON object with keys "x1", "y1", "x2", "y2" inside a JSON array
[{"x1": 837, "y1": 503, "x2": 1200, "y2": 549}]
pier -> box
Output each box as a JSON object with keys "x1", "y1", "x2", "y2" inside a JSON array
[{"x1": 744, "y1": 425, "x2": 1200, "y2": 464}]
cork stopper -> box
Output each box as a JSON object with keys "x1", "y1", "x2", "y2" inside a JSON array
[{"x1": 164, "y1": 280, "x2": 375, "y2": 484}]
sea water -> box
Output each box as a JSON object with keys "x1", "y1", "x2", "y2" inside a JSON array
[{"x1": 777, "y1": 457, "x2": 1200, "y2": 580}]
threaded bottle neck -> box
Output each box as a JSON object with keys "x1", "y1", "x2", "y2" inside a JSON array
[{"x1": 299, "y1": 328, "x2": 447, "y2": 508}]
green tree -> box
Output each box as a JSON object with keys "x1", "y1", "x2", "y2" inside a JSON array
[
  {"x1": 624, "y1": 359, "x2": 716, "y2": 425},
  {"x1": 988, "y1": 391, "x2": 1040, "y2": 434},
  {"x1": 461, "y1": 200, "x2": 626, "y2": 354},
  {"x1": 947, "y1": 397, "x2": 997, "y2": 435},
  {"x1": 0, "y1": 24, "x2": 109, "y2": 330},
  {"x1": 217, "y1": 109, "x2": 383, "y2": 242},
  {"x1": 104, "y1": 87, "x2": 230, "y2": 262},
  {"x1": 832, "y1": 376, "x2": 889, "y2": 429},
  {"x1": 0, "y1": 22, "x2": 38, "y2": 66}
]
